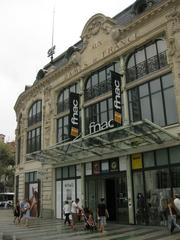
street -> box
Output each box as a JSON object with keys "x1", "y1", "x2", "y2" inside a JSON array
[{"x1": 0, "y1": 209, "x2": 180, "y2": 240}]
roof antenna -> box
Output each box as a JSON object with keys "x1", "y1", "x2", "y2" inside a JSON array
[{"x1": 47, "y1": 5, "x2": 56, "y2": 63}]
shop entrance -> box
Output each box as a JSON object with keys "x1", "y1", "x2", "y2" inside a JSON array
[
  {"x1": 85, "y1": 172, "x2": 128, "y2": 224},
  {"x1": 106, "y1": 179, "x2": 116, "y2": 221}
]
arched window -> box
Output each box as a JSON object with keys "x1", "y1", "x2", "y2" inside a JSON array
[
  {"x1": 28, "y1": 100, "x2": 42, "y2": 126},
  {"x1": 126, "y1": 39, "x2": 167, "y2": 83},
  {"x1": 57, "y1": 82, "x2": 80, "y2": 113},
  {"x1": 84, "y1": 62, "x2": 120, "y2": 101},
  {"x1": 56, "y1": 82, "x2": 80, "y2": 143},
  {"x1": 27, "y1": 100, "x2": 42, "y2": 154}
]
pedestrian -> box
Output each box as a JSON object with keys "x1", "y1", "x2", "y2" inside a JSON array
[
  {"x1": 71, "y1": 198, "x2": 81, "y2": 230},
  {"x1": 19, "y1": 199, "x2": 26, "y2": 222},
  {"x1": 174, "y1": 194, "x2": 180, "y2": 214},
  {"x1": 22, "y1": 199, "x2": 31, "y2": 226},
  {"x1": 97, "y1": 197, "x2": 109, "y2": 233},
  {"x1": 168, "y1": 197, "x2": 180, "y2": 234},
  {"x1": 63, "y1": 200, "x2": 71, "y2": 226},
  {"x1": 13, "y1": 200, "x2": 20, "y2": 224}
]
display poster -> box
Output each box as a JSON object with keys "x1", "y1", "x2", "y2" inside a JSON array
[
  {"x1": 29, "y1": 183, "x2": 39, "y2": 217},
  {"x1": 93, "y1": 161, "x2": 100, "y2": 175},
  {"x1": 63, "y1": 179, "x2": 75, "y2": 203},
  {"x1": 110, "y1": 158, "x2": 119, "y2": 172}
]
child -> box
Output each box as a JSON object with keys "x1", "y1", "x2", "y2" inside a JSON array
[{"x1": 63, "y1": 201, "x2": 71, "y2": 226}]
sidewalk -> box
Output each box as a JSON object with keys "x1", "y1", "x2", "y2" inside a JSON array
[{"x1": 0, "y1": 209, "x2": 180, "y2": 240}]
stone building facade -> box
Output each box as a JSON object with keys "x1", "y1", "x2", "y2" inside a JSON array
[{"x1": 14, "y1": 0, "x2": 180, "y2": 225}]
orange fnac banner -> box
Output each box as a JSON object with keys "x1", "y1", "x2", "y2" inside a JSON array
[
  {"x1": 114, "y1": 111, "x2": 122, "y2": 124},
  {"x1": 71, "y1": 127, "x2": 78, "y2": 137}
]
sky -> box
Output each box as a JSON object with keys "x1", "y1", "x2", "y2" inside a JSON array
[{"x1": 0, "y1": 0, "x2": 135, "y2": 142}]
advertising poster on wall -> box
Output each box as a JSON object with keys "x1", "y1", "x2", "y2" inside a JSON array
[
  {"x1": 29, "y1": 183, "x2": 39, "y2": 217},
  {"x1": 63, "y1": 180, "x2": 75, "y2": 204}
]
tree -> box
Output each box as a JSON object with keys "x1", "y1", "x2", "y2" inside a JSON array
[{"x1": 0, "y1": 141, "x2": 15, "y2": 192}]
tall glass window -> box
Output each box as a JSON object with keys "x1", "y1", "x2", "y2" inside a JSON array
[
  {"x1": 84, "y1": 62, "x2": 120, "y2": 101},
  {"x1": 57, "y1": 82, "x2": 80, "y2": 113},
  {"x1": 28, "y1": 100, "x2": 42, "y2": 126},
  {"x1": 57, "y1": 116, "x2": 69, "y2": 142},
  {"x1": 126, "y1": 39, "x2": 168, "y2": 83},
  {"x1": 128, "y1": 73, "x2": 178, "y2": 126},
  {"x1": 27, "y1": 127, "x2": 41, "y2": 153},
  {"x1": 85, "y1": 98, "x2": 114, "y2": 135},
  {"x1": 27, "y1": 100, "x2": 42, "y2": 154}
]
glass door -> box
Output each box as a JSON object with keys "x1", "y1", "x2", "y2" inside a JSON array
[{"x1": 116, "y1": 172, "x2": 129, "y2": 224}]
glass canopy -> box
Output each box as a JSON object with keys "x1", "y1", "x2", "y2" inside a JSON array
[{"x1": 27, "y1": 119, "x2": 180, "y2": 165}]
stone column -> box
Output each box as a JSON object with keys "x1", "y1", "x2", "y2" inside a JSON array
[{"x1": 166, "y1": 9, "x2": 180, "y2": 122}]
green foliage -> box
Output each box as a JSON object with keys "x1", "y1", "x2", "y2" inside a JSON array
[{"x1": 0, "y1": 142, "x2": 15, "y2": 191}]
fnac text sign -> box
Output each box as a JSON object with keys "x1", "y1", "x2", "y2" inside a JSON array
[
  {"x1": 111, "y1": 71, "x2": 122, "y2": 126},
  {"x1": 69, "y1": 92, "x2": 80, "y2": 140}
]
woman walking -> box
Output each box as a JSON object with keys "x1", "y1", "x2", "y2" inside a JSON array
[
  {"x1": 13, "y1": 200, "x2": 20, "y2": 224},
  {"x1": 168, "y1": 198, "x2": 180, "y2": 234}
]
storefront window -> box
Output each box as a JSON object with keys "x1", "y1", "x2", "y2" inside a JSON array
[
  {"x1": 101, "y1": 161, "x2": 109, "y2": 173},
  {"x1": 169, "y1": 145, "x2": 180, "y2": 164},
  {"x1": 156, "y1": 149, "x2": 168, "y2": 166},
  {"x1": 143, "y1": 151, "x2": 155, "y2": 168},
  {"x1": 69, "y1": 165, "x2": 76, "y2": 178},
  {"x1": 145, "y1": 169, "x2": 170, "y2": 226},
  {"x1": 171, "y1": 166, "x2": 180, "y2": 196},
  {"x1": 56, "y1": 168, "x2": 62, "y2": 179},
  {"x1": 76, "y1": 164, "x2": 81, "y2": 177},
  {"x1": 85, "y1": 163, "x2": 92, "y2": 176},
  {"x1": 133, "y1": 171, "x2": 145, "y2": 224},
  {"x1": 62, "y1": 167, "x2": 68, "y2": 179}
]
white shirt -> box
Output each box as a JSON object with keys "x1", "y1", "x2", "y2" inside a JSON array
[
  {"x1": 63, "y1": 203, "x2": 70, "y2": 214},
  {"x1": 174, "y1": 198, "x2": 180, "y2": 213},
  {"x1": 71, "y1": 201, "x2": 78, "y2": 214}
]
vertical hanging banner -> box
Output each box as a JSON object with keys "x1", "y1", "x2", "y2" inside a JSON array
[
  {"x1": 69, "y1": 92, "x2": 80, "y2": 140},
  {"x1": 111, "y1": 71, "x2": 123, "y2": 127}
]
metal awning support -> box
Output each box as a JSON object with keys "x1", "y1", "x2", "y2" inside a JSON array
[{"x1": 27, "y1": 119, "x2": 180, "y2": 165}]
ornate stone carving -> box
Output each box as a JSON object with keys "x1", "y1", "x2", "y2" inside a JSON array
[
  {"x1": 166, "y1": 8, "x2": 180, "y2": 35},
  {"x1": 81, "y1": 14, "x2": 117, "y2": 51},
  {"x1": 68, "y1": 51, "x2": 81, "y2": 66},
  {"x1": 111, "y1": 27, "x2": 124, "y2": 43},
  {"x1": 43, "y1": 86, "x2": 52, "y2": 147}
]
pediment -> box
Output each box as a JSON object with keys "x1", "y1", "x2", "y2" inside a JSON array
[{"x1": 81, "y1": 14, "x2": 118, "y2": 50}]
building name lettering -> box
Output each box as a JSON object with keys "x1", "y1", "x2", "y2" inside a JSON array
[
  {"x1": 92, "y1": 41, "x2": 102, "y2": 49},
  {"x1": 89, "y1": 119, "x2": 114, "y2": 134},
  {"x1": 64, "y1": 33, "x2": 136, "y2": 81}
]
